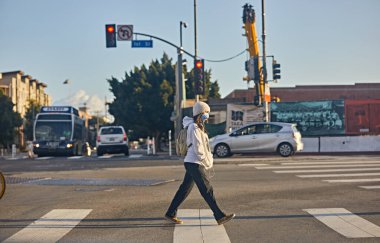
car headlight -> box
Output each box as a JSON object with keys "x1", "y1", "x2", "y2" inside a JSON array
[
  {"x1": 34, "y1": 143, "x2": 40, "y2": 148},
  {"x1": 66, "y1": 143, "x2": 73, "y2": 148}
]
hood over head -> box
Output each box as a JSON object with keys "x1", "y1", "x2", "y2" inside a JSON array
[{"x1": 182, "y1": 116, "x2": 193, "y2": 128}]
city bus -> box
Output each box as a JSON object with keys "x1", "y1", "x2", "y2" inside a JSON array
[{"x1": 33, "y1": 106, "x2": 85, "y2": 156}]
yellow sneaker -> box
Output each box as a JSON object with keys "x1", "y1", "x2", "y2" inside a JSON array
[
  {"x1": 165, "y1": 215, "x2": 183, "y2": 224},
  {"x1": 217, "y1": 214, "x2": 235, "y2": 225}
]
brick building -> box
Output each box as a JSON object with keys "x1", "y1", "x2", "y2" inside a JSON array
[{"x1": 225, "y1": 83, "x2": 380, "y2": 102}]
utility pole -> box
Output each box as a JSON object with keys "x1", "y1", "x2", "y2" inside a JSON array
[
  {"x1": 194, "y1": 0, "x2": 199, "y2": 102},
  {"x1": 261, "y1": 0, "x2": 270, "y2": 122}
]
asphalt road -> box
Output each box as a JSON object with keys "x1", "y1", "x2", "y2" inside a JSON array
[{"x1": 1, "y1": 154, "x2": 380, "y2": 242}]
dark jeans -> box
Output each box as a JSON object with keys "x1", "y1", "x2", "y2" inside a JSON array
[{"x1": 166, "y1": 162, "x2": 225, "y2": 220}]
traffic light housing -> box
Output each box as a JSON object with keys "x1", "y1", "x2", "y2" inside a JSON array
[
  {"x1": 105, "y1": 24, "x2": 117, "y2": 48},
  {"x1": 244, "y1": 57, "x2": 260, "y2": 83},
  {"x1": 272, "y1": 61, "x2": 281, "y2": 80},
  {"x1": 194, "y1": 59, "x2": 205, "y2": 95}
]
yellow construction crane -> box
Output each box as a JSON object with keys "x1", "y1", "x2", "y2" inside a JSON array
[{"x1": 242, "y1": 3, "x2": 265, "y2": 106}]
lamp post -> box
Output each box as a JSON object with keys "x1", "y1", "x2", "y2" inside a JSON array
[
  {"x1": 180, "y1": 21, "x2": 187, "y2": 48},
  {"x1": 174, "y1": 22, "x2": 188, "y2": 145},
  {"x1": 63, "y1": 79, "x2": 71, "y2": 99}
]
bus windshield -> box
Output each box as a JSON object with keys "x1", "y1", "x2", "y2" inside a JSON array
[{"x1": 35, "y1": 121, "x2": 72, "y2": 141}]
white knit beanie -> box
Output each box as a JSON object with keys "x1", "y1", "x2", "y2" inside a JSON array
[{"x1": 193, "y1": 101, "x2": 210, "y2": 116}]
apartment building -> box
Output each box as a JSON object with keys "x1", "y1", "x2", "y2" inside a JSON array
[
  {"x1": 0, "y1": 70, "x2": 52, "y2": 117},
  {"x1": 0, "y1": 70, "x2": 52, "y2": 148}
]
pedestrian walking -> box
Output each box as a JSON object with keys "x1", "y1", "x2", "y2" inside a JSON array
[
  {"x1": 26, "y1": 141, "x2": 35, "y2": 159},
  {"x1": 165, "y1": 101, "x2": 235, "y2": 225}
]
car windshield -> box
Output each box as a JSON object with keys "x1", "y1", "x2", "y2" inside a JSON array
[
  {"x1": 234, "y1": 124, "x2": 283, "y2": 135},
  {"x1": 101, "y1": 127, "x2": 123, "y2": 135},
  {"x1": 35, "y1": 121, "x2": 72, "y2": 141}
]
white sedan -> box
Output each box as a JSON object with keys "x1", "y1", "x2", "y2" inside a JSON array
[{"x1": 210, "y1": 122, "x2": 304, "y2": 157}]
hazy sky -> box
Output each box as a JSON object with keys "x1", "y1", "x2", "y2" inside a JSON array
[{"x1": 1, "y1": 0, "x2": 379, "y2": 110}]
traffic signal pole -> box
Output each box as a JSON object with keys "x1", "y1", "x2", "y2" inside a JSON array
[
  {"x1": 175, "y1": 48, "x2": 186, "y2": 145},
  {"x1": 194, "y1": 0, "x2": 200, "y2": 102}
]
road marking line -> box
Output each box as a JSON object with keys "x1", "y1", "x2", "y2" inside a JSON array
[
  {"x1": 98, "y1": 155, "x2": 114, "y2": 159},
  {"x1": 35, "y1": 157, "x2": 53, "y2": 160},
  {"x1": 67, "y1": 156, "x2": 83, "y2": 160},
  {"x1": 238, "y1": 163, "x2": 268, "y2": 166},
  {"x1": 256, "y1": 164, "x2": 380, "y2": 170},
  {"x1": 3, "y1": 209, "x2": 92, "y2": 243},
  {"x1": 274, "y1": 168, "x2": 380, "y2": 173},
  {"x1": 297, "y1": 172, "x2": 380, "y2": 178},
  {"x1": 359, "y1": 185, "x2": 380, "y2": 189},
  {"x1": 129, "y1": 154, "x2": 143, "y2": 158},
  {"x1": 282, "y1": 161, "x2": 380, "y2": 165},
  {"x1": 323, "y1": 178, "x2": 380, "y2": 183},
  {"x1": 173, "y1": 209, "x2": 231, "y2": 243},
  {"x1": 304, "y1": 208, "x2": 380, "y2": 238},
  {"x1": 215, "y1": 158, "x2": 266, "y2": 162}
]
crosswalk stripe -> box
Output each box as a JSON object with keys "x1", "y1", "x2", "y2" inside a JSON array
[
  {"x1": 323, "y1": 178, "x2": 380, "y2": 183},
  {"x1": 282, "y1": 161, "x2": 380, "y2": 165},
  {"x1": 256, "y1": 164, "x2": 380, "y2": 170},
  {"x1": 274, "y1": 168, "x2": 380, "y2": 173},
  {"x1": 297, "y1": 172, "x2": 380, "y2": 178},
  {"x1": 238, "y1": 163, "x2": 268, "y2": 166},
  {"x1": 359, "y1": 185, "x2": 380, "y2": 189},
  {"x1": 3, "y1": 209, "x2": 92, "y2": 243},
  {"x1": 173, "y1": 209, "x2": 231, "y2": 243},
  {"x1": 304, "y1": 208, "x2": 380, "y2": 238}
]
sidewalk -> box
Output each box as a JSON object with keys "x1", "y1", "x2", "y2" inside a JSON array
[{"x1": 0, "y1": 152, "x2": 29, "y2": 160}]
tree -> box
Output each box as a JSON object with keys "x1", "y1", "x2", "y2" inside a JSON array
[
  {"x1": 108, "y1": 53, "x2": 175, "y2": 151},
  {"x1": 209, "y1": 80, "x2": 221, "y2": 99},
  {"x1": 108, "y1": 53, "x2": 222, "y2": 151},
  {"x1": 0, "y1": 91, "x2": 22, "y2": 148},
  {"x1": 23, "y1": 100, "x2": 41, "y2": 141}
]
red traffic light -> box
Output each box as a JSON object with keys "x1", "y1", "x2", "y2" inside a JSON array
[
  {"x1": 105, "y1": 24, "x2": 117, "y2": 48},
  {"x1": 195, "y1": 60, "x2": 203, "y2": 69},
  {"x1": 107, "y1": 26, "x2": 115, "y2": 33}
]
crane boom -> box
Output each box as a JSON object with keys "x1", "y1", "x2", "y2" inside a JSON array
[{"x1": 243, "y1": 4, "x2": 264, "y2": 106}]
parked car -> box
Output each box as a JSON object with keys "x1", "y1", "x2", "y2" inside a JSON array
[
  {"x1": 210, "y1": 122, "x2": 303, "y2": 157},
  {"x1": 96, "y1": 126, "x2": 129, "y2": 156}
]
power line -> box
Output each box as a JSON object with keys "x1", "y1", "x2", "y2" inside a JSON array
[{"x1": 201, "y1": 49, "x2": 246, "y2": 63}]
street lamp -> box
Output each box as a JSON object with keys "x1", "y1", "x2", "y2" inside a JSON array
[
  {"x1": 63, "y1": 79, "x2": 71, "y2": 99},
  {"x1": 174, "y1": 21, "x2": 188, "y2": 146},
  {"x1": 180, "y1": 21, "x2": 187, "y2": 48}
]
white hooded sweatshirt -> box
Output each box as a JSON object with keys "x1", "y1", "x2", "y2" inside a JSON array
[{"x1": 182, "y1": 116, "x2": 213, "y2": 169}]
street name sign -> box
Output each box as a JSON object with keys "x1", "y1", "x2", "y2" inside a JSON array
[{"x1": 132, "y1": 40, "x2": 153, "y2": 48}]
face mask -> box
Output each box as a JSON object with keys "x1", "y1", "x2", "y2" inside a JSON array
[{"x1": 201, "y1": 113, "x2": 209, "y2": 121}]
